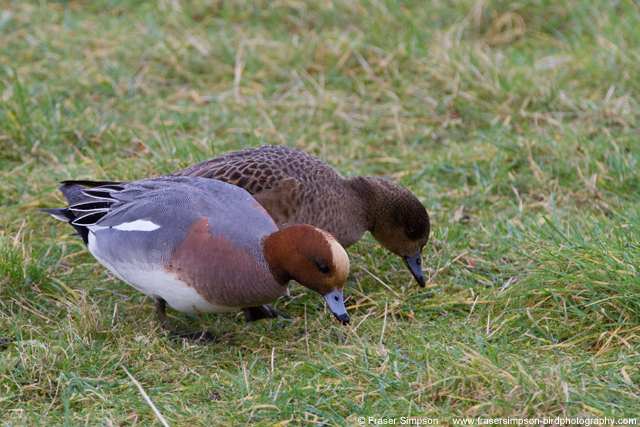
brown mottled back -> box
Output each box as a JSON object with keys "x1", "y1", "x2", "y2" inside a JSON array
[
  {"x1": 172, "y1": 145, "x2": 369, "y2": 247},
  {"x1": 172, "y1": 145, "x2": 430, "y2": 266}
]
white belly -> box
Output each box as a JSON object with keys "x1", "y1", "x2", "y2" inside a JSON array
[
  {"x1": 115, "y1": 268, "x2": 238, "y2": 314},
  {"x1": 88, "y1": 234, "x2": 238, "y2": 314}
]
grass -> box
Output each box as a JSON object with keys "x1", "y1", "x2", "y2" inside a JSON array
[{"x1": 1, "y1": 0, "x2": 640, "y2": 424}]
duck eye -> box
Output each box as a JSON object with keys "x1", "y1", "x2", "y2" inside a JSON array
[
  {"x1": 406, "y1": 228, "x2": 418, "y2": 239},
  {"x1": 317, "y1": 262, "x2": 330, "y2": 274}
]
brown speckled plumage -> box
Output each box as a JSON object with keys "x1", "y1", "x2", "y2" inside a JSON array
[{"x1": 172, "y1": 146, "x2": 430, "y2": 285}]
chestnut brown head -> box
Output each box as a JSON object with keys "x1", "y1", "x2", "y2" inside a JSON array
[{"x1": 263, "y1": 224, "x2": 350, "y2": 324}]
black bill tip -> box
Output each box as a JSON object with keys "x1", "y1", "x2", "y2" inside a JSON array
[
  {"x1": 324, "y1": 289, "x2": 349, "y2": 325},
  {"x1": 404, "y1": 253, "x2": 426, "y2": 287},
  {"x1": 334, "y1": 312, "x2": 350, "y2": 325}
]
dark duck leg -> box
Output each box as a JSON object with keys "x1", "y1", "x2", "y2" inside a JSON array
[
  {"x1": 242, "y1": 305, "x2": 291, "y2": 322},
  {"x1": 155, "y1": 298, "x2": 218, "y2": 343}
]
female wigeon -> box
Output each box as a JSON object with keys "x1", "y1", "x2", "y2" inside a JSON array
[
  {"x1": 40, "y1": 176, "x2": 350, "y2": 331},
  {"x1": 172, "y1": 145, "x2": 430, "y2": 287}
]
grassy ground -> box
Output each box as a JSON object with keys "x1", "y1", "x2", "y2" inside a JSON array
[{"x1": 1, "y1": 0, "x2": 640, "y2": 425}]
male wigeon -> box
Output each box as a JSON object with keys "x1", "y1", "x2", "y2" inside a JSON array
[
  {"x1": 40, "y1": 176, "x2": 350, "y2": 332},
  {"x1": 172, "y1": 145, "x2": 430, "y2": 287}
]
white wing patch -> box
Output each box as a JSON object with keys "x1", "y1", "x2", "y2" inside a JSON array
[{"x1": 112, "y1": 220, "x2": 161, "y2": 232}]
